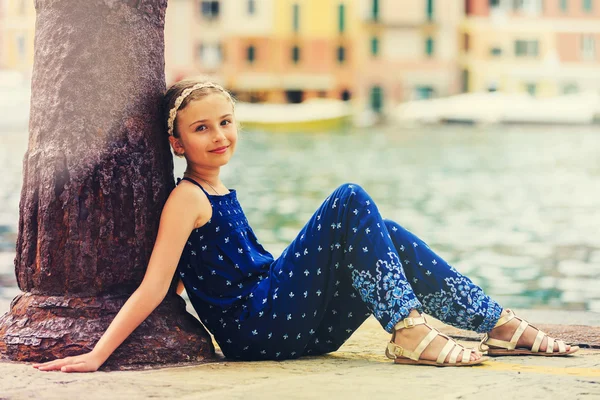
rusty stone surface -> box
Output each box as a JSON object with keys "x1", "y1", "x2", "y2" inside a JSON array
[
  {"x1": 0, "y1": 293, "x2": 216, "y2": 369},
  {"x1": 0, "y1": 0, "x2": 214, "y2": 365}
]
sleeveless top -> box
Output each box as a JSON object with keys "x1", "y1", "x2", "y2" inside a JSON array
[{"x1": 175, "y1": 177, "x2": 275, "y2": 329}]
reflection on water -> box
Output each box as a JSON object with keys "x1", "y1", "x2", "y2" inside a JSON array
[{"x1": 2, "y1": 124, "x2": 600, "y2": 312}]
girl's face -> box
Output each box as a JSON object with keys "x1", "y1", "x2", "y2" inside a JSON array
[{"x1": 171, "y1": 93, "x2": 238, "y2": 169}]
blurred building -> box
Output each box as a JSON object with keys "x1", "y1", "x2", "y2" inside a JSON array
[
  {"x1": 461, "y1": 0, "x2": 600, "y2": 97},
  {"x1": 354, "y1": 0, "x2": 463, "y2": 115},
  {"x1": 0, "y1": 0, "x2": 35, "y2": 80},
  {"x1": 166, "y1": 0, "x2": 357, "y2": 104}
]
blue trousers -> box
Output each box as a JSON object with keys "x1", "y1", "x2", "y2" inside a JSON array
[{"x1": 218, "y1": 183, "x2": 503, "y2": 360}]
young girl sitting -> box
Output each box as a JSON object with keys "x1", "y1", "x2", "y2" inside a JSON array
[{"x1": 32, "y1": 78, "x2": 578, "y2": 372}]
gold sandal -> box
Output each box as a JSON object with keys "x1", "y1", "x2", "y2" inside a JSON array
[
  {"x1": 386, "y1": 315, "x2": 489, "y2": 367},
  {"x1": 479, "y1": 309, "x2": 580, "y2": 356}
]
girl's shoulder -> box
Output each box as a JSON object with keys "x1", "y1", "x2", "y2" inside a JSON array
[{"x1": 166, "y1": 179, "x2": 212, "y2": 229}]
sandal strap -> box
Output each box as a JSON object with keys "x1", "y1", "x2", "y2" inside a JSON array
[
  {"x1": 557, "y1": 340, "x2": 566, "y2": 353},
  {"x1": 531, "y1": 330, "x2": 546, "y2": 353},
  {"x1": 493, "y1": 309, "x2": 516, "y2": 329},
  {"x1": 462, "y1": 347, "x2": 472, "y2": 364},
  {"x1": 546, "y1": 337, "x2": 555, "y2": 354},
  {"x1": 436, "y1": 338, "x2": 456, "y2": 364},
  {"x1": 386, "y1": 325, "x2": 475, "y2": 365},
  {"x1": 510, "y1": 320, "x2": 529, "y2": 346},
  {"x1": 392, "y1": 316, "x2": 427, "y2": 331},
  {"x1": 449, "y1": 344, "x2": 463, "y2": 363}
]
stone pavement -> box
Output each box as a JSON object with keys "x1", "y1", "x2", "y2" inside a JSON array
[{"x1": 1, "y1": 309, "x2": 599, "y2": 400}]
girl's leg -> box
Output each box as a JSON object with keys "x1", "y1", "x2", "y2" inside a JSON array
[
  {"x1": 227, "y1": 183, "x2": 422, "y2": 360},
  {"x1": 383, "y1": 221, "x2": 574, "y2": 355},
  {"x1": 231, "y1": 183, "x2": 482, "y2": 362},
  {"x1": 383, "y1": 219, "x2": 503, "y2": 333}
]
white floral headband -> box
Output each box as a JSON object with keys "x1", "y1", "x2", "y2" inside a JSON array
[{"x1": 167, "y1": 82, "x2": 232, "y2": 136}]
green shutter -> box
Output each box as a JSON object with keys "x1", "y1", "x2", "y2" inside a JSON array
[
  {"x1": 247, "y1": 46, "x2": 255, "y2": 63},
  {"x1": 370, "y1": 86, "x2": 383, "y2": 112},
  {"x1": 425, "y1": 37, "x2": 434, "y2": 56},
  {"x1": 372, "y1": 0, "x2": 379, "y2": 21},
  {"x1": 427, "y1": 0, "x2": 434, "y2": 21},
  {"x1": 293, "y1": 4, "x2": 300, "y2": 32},
  {"x1": 371, "y1": 36, "x2": 379, "y2": 56},
  {"x1": 560, "y1": 0, "x2": 568, "y2": 11},
  {"x1": 583, "y1": 0, "x2": 592, "y2": 12},
  {"x1": 338, "y1": 4, "x2": 345, "y2": 33},
  {"x1": 292, "y1": 46, "x2": 300, "y2": 63}
]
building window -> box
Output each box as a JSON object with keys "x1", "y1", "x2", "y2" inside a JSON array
[
  {"x1": 197, "y1": 42, "x2": 223, "y2": 68},
  {"x1": 293, "y1": 4, "x2": 300, "y2": 32},
  {"x1": 490, "y1": 0, "x2": 501, "y2": 6},
  {"x1": 562, "y1": 83, "x2": 579, "y2": 94},
  {"x1": 490, "y1": 46, "x2": 503, "y2": 56},
  {"x1": 292, "y1": 46, "x2": 301, "y2": 64},
  {"x1": 425, "y1": 37, "x2": 434, "y2": 56},
  {"x1": 525, "y1": 83, "x2": 537, "y2": 96},
  {"x1": 462, "y1": 69, "x2": 470, "y2": 93},
  {"x1": 341, "y1": 89, "x2": 351, "y2": 101},
  {"x1": 247, "y1": 45, "x2": 256, "y2": 63},
  {"x1": 371, "y1": 36, "x2": 379, "y2": 56},
  {"x1": 583, "y1": 0, "x2": 593, "y2": 12},
  {"x1": 415, "y1": 86, "x2": 435, "y2": 100},
  {"x1": 515, "y1": 39, "x2": 539, "y2": 57},
  {"x1": 372, "y1": 0, "x2": 379, "y2": 21},
  {"x1": 337, "y1": 46, "x2": 346, "y2": 63},
  {"x1": 463, "y1": 33, "x2": 470, "y2": 52},
  {"x1": 248, "y1": 0, "x2": 256, "y2": 14},
  {"x1": 370, "y1": 86, "x2": 383, "y2": 112},
  {"x1": 427, "y1": 0, "x2": 434, "y2": 21},
  {"x1": 338, "y1": 4, "x2": 345, "y2": 33},
  {"x1": 512, "y1": 0, "x2": 543, "y2": 13},
  {"x1": 286, "y1": 90, "x2": 303, "y2": 104},
  {"x1": 200, "y1": 1, "x2": 220, "y2": 19},
  {"x1": 17, "y1": 35, "x2": 26, "y2": 60},
  {"x1": 581, "y1": 35, "x2": 596, "y2": 60},
  {"x1": 559, "y1": 0, "x2": 568, "y2": 11}
]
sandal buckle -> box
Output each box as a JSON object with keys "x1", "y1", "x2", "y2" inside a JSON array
[
  {"x1": 403, "y1": 318, "x2": 415, "y2": 329},
  {"x1": 393, "y1": 346, "x2": 404, "y2": 357}
]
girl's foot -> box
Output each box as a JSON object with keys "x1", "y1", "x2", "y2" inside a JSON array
[
  {"x1": 389, "y1": 310, "x2": 486, "y2": 365},
  {"x1": 483, "y1": 309, "x2": 579, "y2": 356}
]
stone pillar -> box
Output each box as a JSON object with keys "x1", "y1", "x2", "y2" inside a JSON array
[{"x1": 0, "y1": 0, "x2": 214, "y2": 368}]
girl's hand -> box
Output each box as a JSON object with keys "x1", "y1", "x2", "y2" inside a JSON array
[{"x1": 32, "y1": 352, "x2": 104, "y2": 373}]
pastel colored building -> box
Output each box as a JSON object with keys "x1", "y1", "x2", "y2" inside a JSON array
[
  {"x1": 354, "y1": 0, "x2": 463, "y2": 115},
  {"x1": 461, "y1": 0, "x2": 600, "y2": 96},
  {"x1": 0, "y1": 0, "x2": 36, "y2": 79},
  {"x1": 165, "y1": 0, "x2": 357, "y2": 103}
]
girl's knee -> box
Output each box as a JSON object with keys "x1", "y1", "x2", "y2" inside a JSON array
[{"x1": 336, "y1": 182, "x2": 370, "y2": 200}]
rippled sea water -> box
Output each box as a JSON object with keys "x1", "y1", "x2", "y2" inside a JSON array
[{"x1": 2, "y1": 124, "x2": 600, "y2": 312}]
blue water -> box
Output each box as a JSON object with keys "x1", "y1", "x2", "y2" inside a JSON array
[{"x1": 2, "y1": 124, "x2": 600, "y2": 312}]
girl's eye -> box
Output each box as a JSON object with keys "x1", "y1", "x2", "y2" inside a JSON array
[
  {"x1": 196, "y1": 125, "x2": 207, "y2": 132},
  {"x1": 221, "y1": 120, "x2": 231, "y2": 126}
]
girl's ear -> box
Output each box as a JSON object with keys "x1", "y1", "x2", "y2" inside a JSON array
[{"x1": 168, "y1": 135, "x2": 185, "y2": 156}]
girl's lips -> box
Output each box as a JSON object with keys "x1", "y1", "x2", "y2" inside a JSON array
[{"x1": 210, "y1": 146, "x2": 228, "y2": 154}]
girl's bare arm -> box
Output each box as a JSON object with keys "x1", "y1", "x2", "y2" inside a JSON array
[{"x1": 32, "y1": 183, "x2": 210, "y2": 372}]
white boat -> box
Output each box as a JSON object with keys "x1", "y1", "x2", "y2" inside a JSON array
[
  {"x1": 394, "y1": 91, "x2": 600, "y2": 126},
  {"x1": 235, "y1": 98, "x2": 352, "y2": 132}
]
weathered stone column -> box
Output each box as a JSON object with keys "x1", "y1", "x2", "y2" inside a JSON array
[{"x1": 0, "y1": 0, "x2": 214, "y2": 368}]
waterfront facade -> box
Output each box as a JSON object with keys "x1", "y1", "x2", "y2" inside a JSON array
[
  {"x1": 354, "y1": 0, "x2": 462, "y2": 115},
  {"x1": 0, "y1": 0, "x2": 35, "y2": 80},
  {"x1": 461, "y1": 0, "x2": 600, "y2": 96}
]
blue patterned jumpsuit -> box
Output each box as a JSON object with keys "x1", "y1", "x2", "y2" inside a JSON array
[{"x1": 176, "y1": 177, "x2": 503, "y2": 361}]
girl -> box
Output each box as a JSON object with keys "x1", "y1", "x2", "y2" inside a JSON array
[{"x1": 32, "y1": 79, "x2": 578, "y2": 372}]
